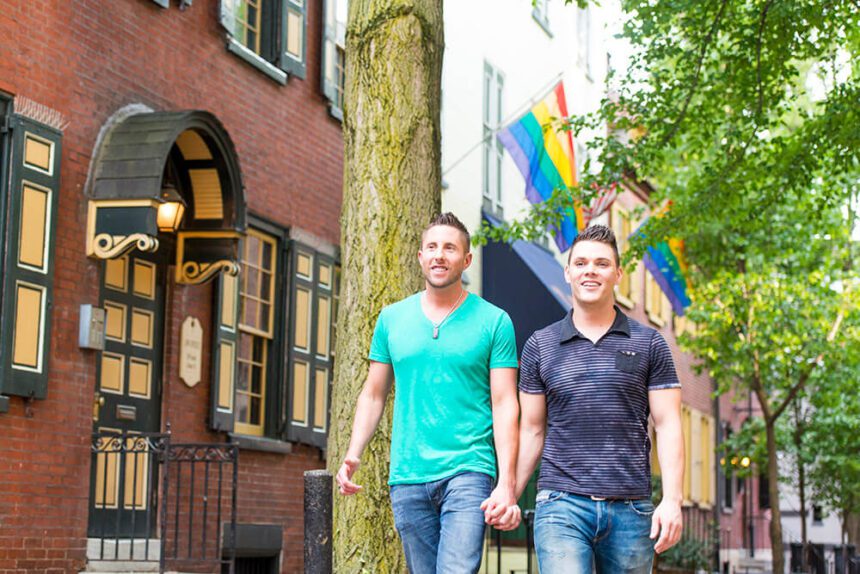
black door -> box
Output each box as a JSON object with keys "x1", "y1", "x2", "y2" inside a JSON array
[{"x1": 88, "y1": 252, "x2": 165, "y2": 537}]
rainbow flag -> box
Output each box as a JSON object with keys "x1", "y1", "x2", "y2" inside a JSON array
[
  {"x1": 497, "y1": 81, "x2": 584, "y2": 251},
  {"x1": 642, "y1": 236, "x2": 692, "y2": 316}
]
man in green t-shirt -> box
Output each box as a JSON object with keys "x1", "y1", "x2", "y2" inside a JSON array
[{"x1": 336, "y1": 213, "x2": 521, "y2": 573}]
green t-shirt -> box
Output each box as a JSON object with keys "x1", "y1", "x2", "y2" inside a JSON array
[{"x1": 369, "y1": 292, "x2": 519, "y2": 485}]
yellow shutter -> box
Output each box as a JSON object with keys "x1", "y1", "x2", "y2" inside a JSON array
[
  {"x1": 690, "y1": 410, "x2": 702, "y2": 503},
  {"x1": 682, "y1": 406, "x2": 692, "y2": 502}
]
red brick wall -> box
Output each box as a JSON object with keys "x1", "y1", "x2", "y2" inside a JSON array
[{"x1": 0, "y1": 1, "x2": 340, "y2": 572}]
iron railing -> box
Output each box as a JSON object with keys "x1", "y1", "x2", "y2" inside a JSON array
[{"x1": 90, "y1": 430, "x2": 238, "y2": 574}]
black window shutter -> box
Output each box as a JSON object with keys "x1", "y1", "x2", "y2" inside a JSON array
[
  {"x1": 209, "y1": 273, "x2": 239, "y2": 432},
  {"x1": 285, "y1": 245, "x2": 334, "y2": 448},
  {"x1": 0, "y1": 115, "x2": 62, "y2": 399}
]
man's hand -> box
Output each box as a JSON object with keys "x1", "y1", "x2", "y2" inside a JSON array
[
  {"x1": 480, "y1": 485, "x2": 521, "y2": 531},
  {"x1": 335, "y1": 456, "x2": 362, "y2": 495},
  {"x1": 650, "y1": 499, "x2": 682, "y2": 553}
]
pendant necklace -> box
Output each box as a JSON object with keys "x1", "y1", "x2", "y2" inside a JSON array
[{"x1": 428, "y1": 289, "x2": 466, "y2": 339}]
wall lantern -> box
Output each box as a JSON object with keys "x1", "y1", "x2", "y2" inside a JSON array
[{"x1": 157, "y1": 182, "x2": 187, "y2": 233}]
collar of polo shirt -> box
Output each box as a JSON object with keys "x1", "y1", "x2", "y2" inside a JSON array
[{"x1": 559, "y1": 305, "x2": 632, "y2": 344}]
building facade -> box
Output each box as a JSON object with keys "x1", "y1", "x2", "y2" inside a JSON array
[{"x1": 0, "y1": 1, "x2": 344, "y2": 572}]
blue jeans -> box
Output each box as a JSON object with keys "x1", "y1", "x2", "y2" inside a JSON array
[
  {"x1": 389, "y1": 471, "x2": 492, "y2": 574},
  {"x1": 534, "y1": 490, "x2": 655, "y2": 573}
]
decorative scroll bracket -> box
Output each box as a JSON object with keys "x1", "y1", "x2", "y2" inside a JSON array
[
  {"x1": 86, "y1": 200, "x2": 161, "y2": 260},
  {"x1": 175, "y1": 230, "x2": 242, "y2": 285}
]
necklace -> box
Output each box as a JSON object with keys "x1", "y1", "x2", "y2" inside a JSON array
[{"x1": 426, "y1": 289, "x2": 466, "y2": 339}]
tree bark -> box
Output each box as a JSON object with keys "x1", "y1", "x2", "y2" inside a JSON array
[
  {"x1": 765, "y1": 420, "x2": 785, "y2": 574},
  {"x1": 793, "y1": 404, "x2": 808, "y2": 564},
  {"x1": 327, "y1": 1, "x2": 444, "y2": 572}
]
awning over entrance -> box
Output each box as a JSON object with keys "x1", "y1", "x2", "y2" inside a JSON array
[
  {"x1": 481, "y1": 213, "x2": 572, "y2": 353},
  {"x1": 86, "y1": 110, "x2": 246, "y2": 284}
]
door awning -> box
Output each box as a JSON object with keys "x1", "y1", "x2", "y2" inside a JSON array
[{"x1": 86, "y1": 110, "x2": 246, "y2": 284}]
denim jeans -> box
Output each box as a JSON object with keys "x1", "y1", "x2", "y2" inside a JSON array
[
  {"x1": 533, "y1": 490, "x2": 655, "y2": 574},
  {"x1": 389, "y1": 471, "x2": 492, "y2": 574}
]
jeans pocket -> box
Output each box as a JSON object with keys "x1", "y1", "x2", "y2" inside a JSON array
[
  {"x1": 627, "y1": 498, "x2": 655, "y2": 516},
  {"x1": 535, "y1": 489, "x2": 566, "y2": 507}
]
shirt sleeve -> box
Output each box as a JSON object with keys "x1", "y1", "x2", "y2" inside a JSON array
[
  {"x1": 518, "y1": 333, "x2": 545, "y2": 394},
  {"x1": 489, "y1": 311, "x2": 519, "y2": 369},
  {"x1": 647, "y1": 331, "x2": 681, "y2": 390},
  {"x1": 368, "y1": 309, "x2": 392, "y2": 364}
]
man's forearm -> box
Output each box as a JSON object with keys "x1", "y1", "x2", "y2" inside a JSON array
[
  {"x1": 656, "y1": 421, "x2": 684, "y2": 503},
  {"x1": 515, "y1": 428, "x2": 544, "y2": 499},
  {"x1": 345, "y1": 389, "x2": 387, "y2": 460},
  {"x1": 492, "y1": 397, "x2": 519, "y2": 490}
]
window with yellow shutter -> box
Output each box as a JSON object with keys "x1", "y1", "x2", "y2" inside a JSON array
[{"x1": 611, "y1": 202, "x2": 637, "y2": 309}]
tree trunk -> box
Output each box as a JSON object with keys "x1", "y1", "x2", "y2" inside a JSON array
[
  {"x1": 798, "y1": 455, "x2": 807, "y2": 565},
  {"x1": 327, "y1": 1, "x2": 444, "y2": 572},
  {"x1": 765, "y1": 420, "x2": 785, "y2": 574},
  {"x1": 793, "y1": 405, "x2": 808, "y2": 565}
]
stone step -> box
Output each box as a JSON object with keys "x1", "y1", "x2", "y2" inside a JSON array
[{"x1": 87, "y1": 538, "x2": 161, "y2": 561}]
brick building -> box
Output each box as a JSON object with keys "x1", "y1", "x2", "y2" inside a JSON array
[{"x1": 0, "y1": 1, "x2": 346, "y2": 572}]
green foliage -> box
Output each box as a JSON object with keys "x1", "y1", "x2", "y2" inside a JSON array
[
  {"x1": 803, "y1": 342, "x2": 860, "y2": 528},
  {"x1": 502, "y1": 1, "x2": 859, "y2": 566},
  {"x1": 658, "y1": 533, "x2": 714, "y2": 572},
  {"x1": 652, "y1": 475, "x2": 716, "y2": 572}
]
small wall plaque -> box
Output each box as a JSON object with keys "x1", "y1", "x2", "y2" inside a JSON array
[{"x1": 180, "y1": 316, "x2": 203, "y2": 387}]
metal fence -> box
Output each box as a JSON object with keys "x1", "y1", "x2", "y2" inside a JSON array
[{"x1": 89, "y1": 430, "x2": 238, "y2": 574}]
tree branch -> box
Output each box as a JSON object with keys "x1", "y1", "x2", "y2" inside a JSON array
[
  {"x1": 661, "y1": 0, "x2": 730, "y2": 145},
  {"x1": 771, "y1": 309, "x2": 846, "y2": 421}
]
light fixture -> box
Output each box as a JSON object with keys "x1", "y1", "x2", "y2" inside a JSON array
[
  {"x1": 157, "y1": 182, "x2": 186, "y2": 233},
  {"x1": 740, "y1": 456, "x2": 751, "y2": 468}
]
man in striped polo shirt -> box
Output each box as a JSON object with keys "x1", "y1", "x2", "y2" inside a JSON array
[{"x1": 514, "y1": 224, "x2": 684, "y2": 573}]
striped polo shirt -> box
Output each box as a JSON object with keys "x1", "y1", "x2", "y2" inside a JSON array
[{"x1": 519, "y1": 306, "x2": 680, "y2": 499}]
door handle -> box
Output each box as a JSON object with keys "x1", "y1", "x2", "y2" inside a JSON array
[{"x1": 93, "y1": 391, "x2": 105, "y2": 422}]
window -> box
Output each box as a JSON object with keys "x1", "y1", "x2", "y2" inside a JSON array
[
  {"x1": 645, "y1": 270, "x2": 671, "y2": 327},
  {"x1": 721, "y1": 424, "x2": 734, "y2": 510},
  {"x1": 322, "y1": 0, "x2": 348, "y2": 118},
  {"x1": 0, "y1": 103, "x2": 62, "y2": 404},
  {"x1": 576, "y1": 5, "x2": 593, "y2": 80},
  {"x1": 234, "y1": 229, "x2": 278, "y2": 436},
  {"x1": 812, "y1": 505, "x2": 823, "y2": 523},
  {"x1": 334, "y1": 45, "x2": 346, "y2": 111},
  {"x1": 211, "y1": 223, "x2": 338, "y2": 449},
  {"x1": 532, "y1": 0, "x2": 551, "y2": 35},
  {"x1": 483, "y1": 61, "x2": 504, "y2": 218},
  {"x1": 220, "y1": 0, "x2": 307, "y2": 84},
  {"x1": 611, "y1": 202, "x2": 636, "y2": 308}
]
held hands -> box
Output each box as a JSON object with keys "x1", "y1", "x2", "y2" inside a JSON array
[
  {"x1": 480, "y1": 485, "x2": 522, "y2": 531},
  {"x1": 335, "y1": 456, "x2": 363, "y2": 495},
  {"x1": 650, "y1": 499, "x2": 683, "y2": 553}
]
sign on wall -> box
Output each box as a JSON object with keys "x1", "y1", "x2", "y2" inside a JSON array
[{"x1": 180, "y1": 316, "x2": 203, "y2": 387}]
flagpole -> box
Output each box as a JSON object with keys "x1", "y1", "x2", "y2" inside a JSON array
[{"x1": 442, "y1": 71, "x2": 565, "y2": 177}]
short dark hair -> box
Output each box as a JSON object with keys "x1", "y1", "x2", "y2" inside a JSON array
[
  {"x1": 568, "y1": 224, "x2": 619, "y2": 265},
  {"x1": 423, "y1": 212, "x2": 471, "y2": 252}
]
